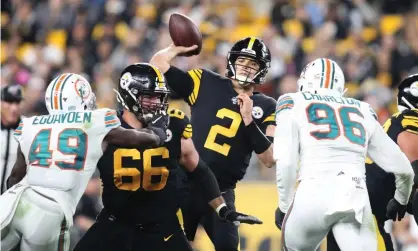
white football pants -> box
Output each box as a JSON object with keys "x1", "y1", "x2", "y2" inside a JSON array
[
  {"x1": 1, "y1": 188, "x2": 70, "y2": 251},
  {"x1": 281, "y1": 174, "x2": 377, "y2": 251}
]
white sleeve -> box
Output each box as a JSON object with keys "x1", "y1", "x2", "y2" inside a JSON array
[
  {"x1": 273, "y1": 108, "x2": 299, "y2": 213},
  {"x1": 96, "y1": 108, "x2": 121, "y2": 134},
  {"x1": 367, "y1": 119, "x2": 414, "y2": 205}
]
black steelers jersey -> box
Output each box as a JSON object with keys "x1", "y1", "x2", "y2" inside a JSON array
[
  {"x1": 366, "y1": 108, "x2": 418, "y2": 221},
  {"x1": 97, "y1": 109, "x2": 192, "y2": 223},
  {"x1": 166, "y1": 67, "x2": 276, "y2": 190}
]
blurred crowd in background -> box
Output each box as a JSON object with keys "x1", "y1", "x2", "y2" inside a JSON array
[{"x1": 1, "y1": 0, "x2": 418, "y2": 250}]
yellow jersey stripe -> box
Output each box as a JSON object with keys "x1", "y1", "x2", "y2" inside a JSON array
[
  {"x1": 263, "y1": 113, "x2": 275, "y2": 123},
  {"x1": 182, "y1": 130, "x2": 192, "y2": 139},
  {"x1": 187, "y1": 69, "x2": 202, "y2": 105},
  {"x1": 401, "y1": 116, "x2": 418, "y2": 131},
  {"x1": 194, "y1": 69, "x2": 202, "y2": 78}
]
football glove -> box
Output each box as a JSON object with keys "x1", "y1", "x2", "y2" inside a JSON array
[
  {"x1": 275, "y1": 207, "x2": 286, "y2": 230},
  {"x1": 386, "y1": 198, "x2": 407, "y2": 221},
  {"x1": 148, "y1": 112, "x2": 169, "y2": 145},
  {"x1": 218, "y1": 205, "x2": 263, "y2": 227}
]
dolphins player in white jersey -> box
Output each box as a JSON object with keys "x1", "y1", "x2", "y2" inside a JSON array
[
  {"x1": 273, "y1": 58, "x2": 414, "y2": 251},
  {"x1": 0, "y1": 73, "x2": 168, "y2": 251}
]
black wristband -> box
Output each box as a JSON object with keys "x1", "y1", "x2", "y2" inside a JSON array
[
  {"x1": 245, "y1": 121, "x2": 272, "y2": 154},
  {"x1": 218, "y1": 205, "x2": 231, "y2": 219},
  {"x1": 187, "y1": 159, "x2": 221, "y2": 201}
]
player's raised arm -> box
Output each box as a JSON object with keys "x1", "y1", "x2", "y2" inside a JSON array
[
  {"x1": 150, "y1": 45, "x2": 199, "y2": 102},
  {"x1": 150, "y1": 13, "x2": 200, "y2": 74},
  {"x1": 368, "y1": 117, "x2": 414, "y2": 221},
  {"x1": 273, "y1": 95, "x2": 299, "y2": 229}
]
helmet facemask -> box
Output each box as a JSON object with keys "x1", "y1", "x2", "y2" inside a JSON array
[
  {"x1": 135, "y1": 92, "x2": 169, "y2": 122},
  {"x1": 227, "y1": 52, "x2": 269, "y2": 86},
  {"x1": 225, "y1": 37, "x2": 271, "y2": 86},
  {"x1": 84, "y1": 93, "x2": 97, "y2": 111}
]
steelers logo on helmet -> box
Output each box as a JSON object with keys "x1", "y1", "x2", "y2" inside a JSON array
[
  {"x1": 252, "y1": 106, "x2": 264, "y2": 119},
  {"x1": 165, "y1": 129, "x2": 173, "y2": 142},
  {"x1": 410, "y1": 81, "x2": 418, "y2": 97},
  {"x1": 120, "y1": 72, "x2": 132, "y2": 90}
]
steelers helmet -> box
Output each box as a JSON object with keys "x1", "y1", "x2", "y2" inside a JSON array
[
  {"x1": 115, "y1": 63, "x2": 170, "y2": 122},
  {"x1": 397, "y1": 73, "x2": 418, "y2": 111},
  {"x1": 226, "y1": 37, "x2": 271, "y2": 85}
]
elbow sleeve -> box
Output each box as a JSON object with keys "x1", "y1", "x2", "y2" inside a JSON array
[{"x1": 187, "y1": 159, "x2": 221, "y2": 201}]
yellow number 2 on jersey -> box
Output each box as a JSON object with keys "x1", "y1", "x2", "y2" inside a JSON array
[
  {"x1": 113, "y1": 147, "x2": 170, "y2": 191},
  {"x1": 204, "y1": 108, "x2": 242, "y2": 156}
]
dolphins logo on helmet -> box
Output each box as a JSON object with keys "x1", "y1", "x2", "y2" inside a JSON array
[{"x1": 45, "y1": 73, "x2": 96, "y2": 113}]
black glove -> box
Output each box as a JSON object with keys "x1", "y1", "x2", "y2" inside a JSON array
[
  {"x1": 275, "y1": 207, "x2": 286, "y2": 230},
  {"x1": 386, "y1": 198, "x2": 407, "y2": 221},
  {"x1": 218, "y1": 205, "x2": 263, "y2": 227},
  {"x1": 148, "y1": 112, "x2": 170, "y2": 145}
]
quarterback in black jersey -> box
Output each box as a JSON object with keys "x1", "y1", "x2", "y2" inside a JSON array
[
  {"x1": 151, "y1": 37, "x2": 276, "y2": 250},
  {"x1": 327, "y1": 74, "x2": 418, "y2": 251},
  {"x1": 74, "y1": 63, "x2": 262, "y2": 251}
]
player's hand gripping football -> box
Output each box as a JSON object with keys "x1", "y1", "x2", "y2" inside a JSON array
[
  {"x1": 237, "y1": 93, "x2": 253, "y2": 126},
  {"x1": 386, "y1": 198, "x2": 407, "y2": 221},
  {"x1": 147, "y1": 111, "x2": 170, "y2": 145},
  {"x1": 218, "y1": 205, "x2": 263, "y2": 227}
]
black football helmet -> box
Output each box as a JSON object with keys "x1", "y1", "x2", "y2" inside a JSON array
[
  {"x1": 397, "y1": 73, "x2": 418, "y2": 111},
  {"x1": 115, "y1": 63, "x2": 170, "y2": 122},
  {"x1": 226, "y1": 37, "x2": 271, "y2": 85}
]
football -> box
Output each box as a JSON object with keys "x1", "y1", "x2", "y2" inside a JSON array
[{"x1": 168, "y1": 13, "x2": 202, "y2": 57}]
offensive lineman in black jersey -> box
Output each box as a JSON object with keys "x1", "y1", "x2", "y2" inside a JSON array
[
  {"x1": 151, "y1": 37, "x2": 276, "y2": 251},
  {"x1": 327, "y1": 74, "x2": 418, "y2": 251},
  {"x1": 73, "y1": 63, "x2": 262, "y2": 251}
]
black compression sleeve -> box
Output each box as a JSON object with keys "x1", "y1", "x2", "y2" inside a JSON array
[
  {"x1": 245, "y1": 121, "x2": 272, "y2": 154},
  {"x1": 187, "y1": 159, "x2": 221, "y2": 201},
  {"x1": 164, "y1": 66, "x2": 194, "y2": 99}
]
